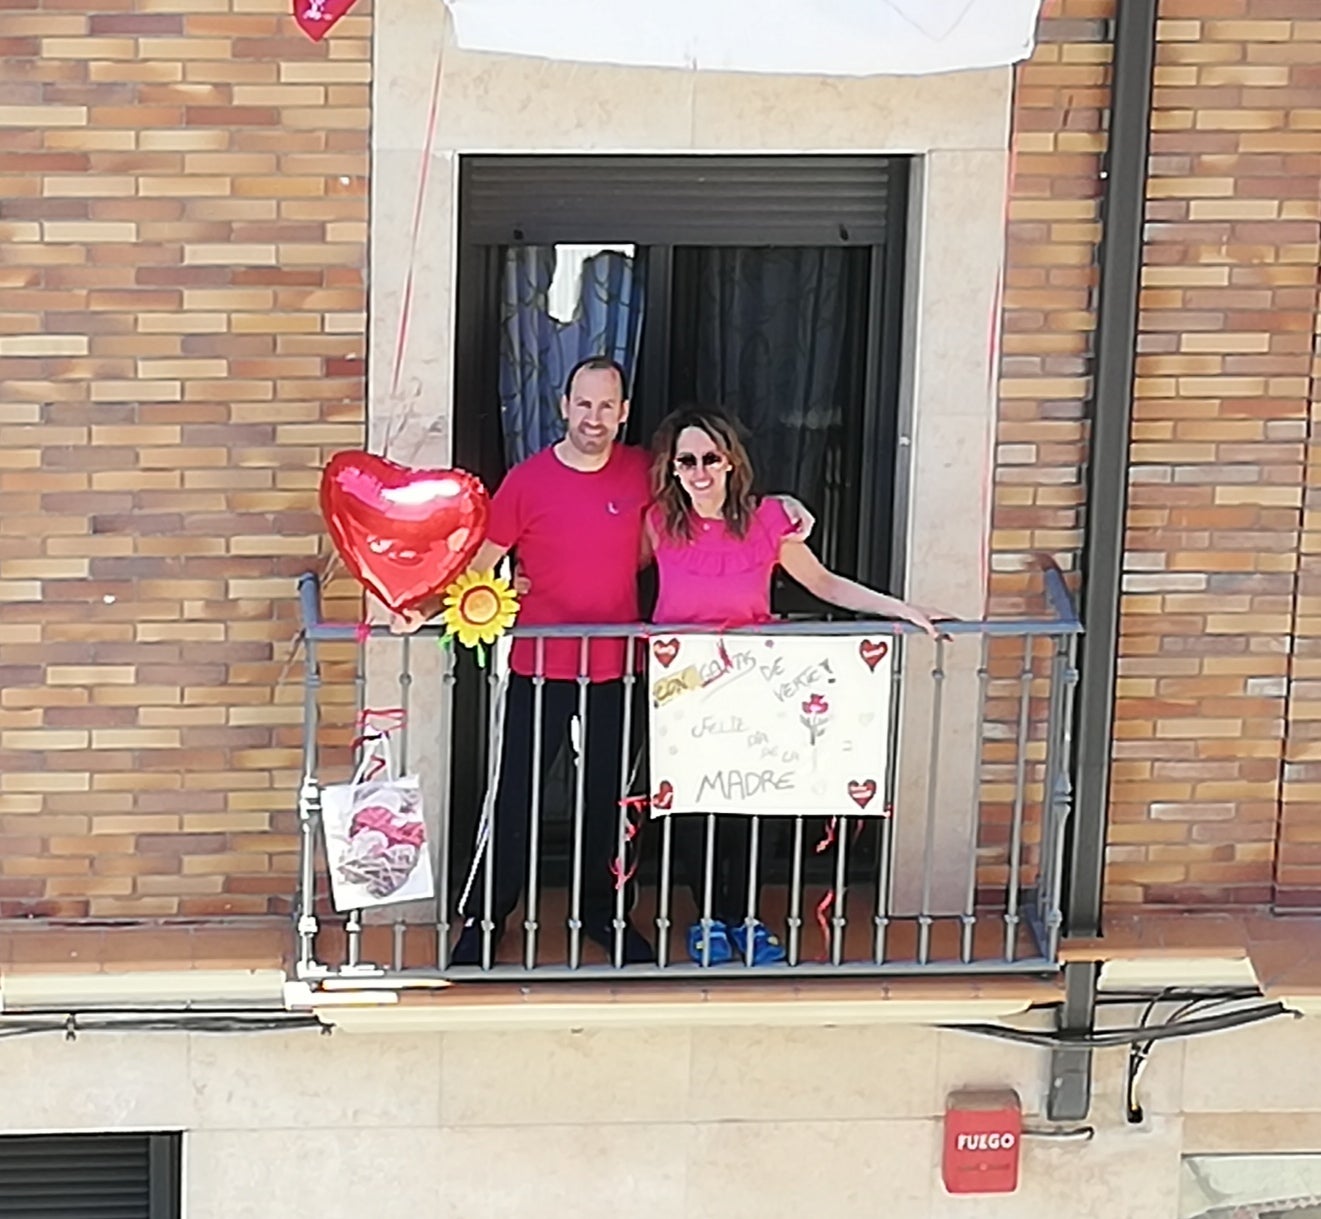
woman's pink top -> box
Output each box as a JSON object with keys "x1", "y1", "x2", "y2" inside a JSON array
[{"x1": 649, "y1": 498, "x2": 795, "y2": 626}]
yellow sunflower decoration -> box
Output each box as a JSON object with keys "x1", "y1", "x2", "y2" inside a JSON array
[{"x1": 440, "y1": 569, "x2": 519, "y2": 664}]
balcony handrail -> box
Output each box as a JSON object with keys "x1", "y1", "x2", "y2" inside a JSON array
[{"x1": 296, "y1": 557, "x2": 1080, "y2": 640}]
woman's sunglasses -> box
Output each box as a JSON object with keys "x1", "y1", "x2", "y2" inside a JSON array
[{"x1": 673, "y1": 452, "x2": 726, "y2": 471}]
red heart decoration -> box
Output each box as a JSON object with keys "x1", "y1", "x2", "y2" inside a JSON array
[
  {"x1": 652, "y1": 638, "x2": 680, "y2": 669},
  {"x1": 652, "y1": 781, "x2": 674, "y2": 812},
  {"x1": 859, "y1": 639, "x2": 889, "y2": 672},
  {"x1": 320, "y1": 451, "x2": 489, "y2": 614},
  {"x1": 847, "y1": 779, "x2": 876, "y2": 810},
  {"x1": 293, "y1": 0, "x2": 359, "y2": 41}
]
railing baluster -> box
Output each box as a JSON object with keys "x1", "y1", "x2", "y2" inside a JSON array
[
  {"x1": 613, "y1": 634, "x2": 636, "y2": 968},
  {"x1": 657, "y1": 814, "x2": 674, "y2": 968},
  {"x1": 523, "y1": 638, "x2": 546, "y2": 971},
  {"x1": 343, "y1": 618, "x2": 367, "y2": 973},
  {"x1": 743, "y1": 815, "x2": 761, "y2": 967},
  {"x1": 568, "y1": 637, "x2": 590, "y2": 970},
  {"x1": 480, "y1": 653, "x2": 500, "y2": 972},
  {"x1": 874, "y1": 634, "x2": 903, "y2": 965},
  {"x1": 1043, "y1": 636, "x2": 1079, "y2": 960},
  {"x1": 917, "y1": 635, "x2": 947, "y2": 966},
  {"x1": 1004, "y1": 634, "x2": 1034, "y2": 962},
  {"x1": 295, "y1": 610, "x2": 322, "y2": 976},
  {"x1": 787, "y1": 816, "x2": 805, "y2": 967},
  {"x1": 830, "y1": 815, "x2": 849, "y2": 966},
  {"x1": 961, "y1": 639, "x2": 991, "y2": 965},
  {"x1": 699, "y1": 814, "x2": 717, "y2": 968},
  {"x1": 394, "y1": 633, "x2": 411, "y2": 971},
  {"x1": 436, "y1": 641, "x2": 455, "y2": 969}
]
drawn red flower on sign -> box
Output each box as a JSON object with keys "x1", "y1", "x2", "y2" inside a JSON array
[{"x1": 800, "y1": 692, "x2": 830, "y2": 748}]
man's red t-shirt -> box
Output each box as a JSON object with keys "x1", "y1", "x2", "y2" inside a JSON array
[{"x1": 487, "y1": 443, "x2": 651, "y2": 682}]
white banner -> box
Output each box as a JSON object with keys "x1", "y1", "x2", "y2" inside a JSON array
[
  {"x1": 647, "y1": 633, "x2": 894, "y2": 817},
  {"x1": 447, "y1": 0, "x2": 1044, "y2": 77}
]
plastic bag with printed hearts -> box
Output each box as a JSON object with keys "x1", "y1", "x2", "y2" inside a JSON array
[{"x1": 320, "y1": 733, "x2": 434, "y2": 911}]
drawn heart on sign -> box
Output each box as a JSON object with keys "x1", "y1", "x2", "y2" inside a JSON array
[
  {"x1": 859, "y1": 639, "x2": 889, "y2": 672},
  {"x1": 652, "y1": 638, "x2": 680, "y2": 669},
  {"x1": 847, "y1": 779, "x2": 877, "y2": 810},
  {"x1": 652, "y1": 781, "x2": 674, "y2": 811}
]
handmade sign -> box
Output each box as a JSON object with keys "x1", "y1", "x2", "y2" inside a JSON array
[
  {"x1": 647, "y1": 634, "x2": 894, "y2": 817},
  {"x1": 320, "y1": 451, "x2": 489, "y2": 614}
]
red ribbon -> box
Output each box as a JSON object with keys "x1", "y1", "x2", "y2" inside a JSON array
[
  {"x1": 813, "y1": 816, "x2": 865, "y2": 960},
  {"x1": 609, "y1": 796, "x2": 648, "y2": 889},
  {"x1": 350, "y1": 707, "x2": 407, "y2": 778}
]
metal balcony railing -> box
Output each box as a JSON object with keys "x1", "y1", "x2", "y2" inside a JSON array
[{"x1": 292, "y1": 562, "x2": 1079, "y2": 984}]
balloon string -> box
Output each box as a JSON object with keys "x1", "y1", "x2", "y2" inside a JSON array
[{"x1": 388, "y1": 45, "x2": 444, "y2": 402}]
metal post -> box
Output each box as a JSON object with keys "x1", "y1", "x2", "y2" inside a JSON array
[
  {"x1": 1047, "y1": 961, "x2": 1097, "y2": 1122},
  {"x1": 1068, "y1": 0, "x2": 1159, "y2": 938}
]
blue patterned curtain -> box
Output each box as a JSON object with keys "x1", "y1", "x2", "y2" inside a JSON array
[{"x1": 497, "y1": 246, "x2": 646, "y2": 466}]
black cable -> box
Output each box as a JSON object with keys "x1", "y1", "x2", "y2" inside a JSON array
[
  {"x1": 944, "y1": 1000, "x2": 1294, "y2": 1050},
  {"x1": 1125, "y1": 991, "x2": 1269, "y2": 1123},
  {"x1": 0, "y1": 1013, "x2": 329, "y2": 1040},
  {"x1": 1095, "y1": 986, "x2": 1260, "y2": 1005}
]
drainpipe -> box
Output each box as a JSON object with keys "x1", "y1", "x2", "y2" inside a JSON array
[
  {"x1": 1062, "y1": 0, "x2": 1160, "y2": 942},
  {"x1": 1047, "y1": 0, "x2": 1159, "y2": 1125}
]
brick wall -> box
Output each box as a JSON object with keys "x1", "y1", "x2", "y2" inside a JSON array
[
  {"x1": 990, "y1": 1, "x2": 1321, "y2": 910},
  {"x1": 2, "y1": 0, "x2": 1317, "y2": 920},
  {"x1": 1113, "y1": 4, "x2": 1321, "y2": 907},
  {"x1": 989, "y1": 0, "x2": 1108, "y2": 619},
  {"x1": 983, "y1": 1, "x2": 1109, "y2": 893},
  {"x1": 0, "y1": 0, "x2": 369, "y2": 916}
]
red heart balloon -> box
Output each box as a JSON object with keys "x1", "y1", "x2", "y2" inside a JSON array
[
  {"x1": 320, "y1": 451, "x2": 490, "y2": 614},
  {"x1": 293, "y1": 0, "x2": 359, "y2": 41}
]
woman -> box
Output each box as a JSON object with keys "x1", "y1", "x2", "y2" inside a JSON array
[{"x1": 647, "y1": 408, "x2": 942, "y2": 966}]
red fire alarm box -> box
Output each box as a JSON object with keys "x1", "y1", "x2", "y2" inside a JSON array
[{"x1": 942, "y1": 1089, "x2": 1022, "y2": 1195}]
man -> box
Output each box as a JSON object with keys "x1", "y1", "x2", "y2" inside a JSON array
[{"x1": 396, "y1": 356, "x2": 810, "y2": 966}]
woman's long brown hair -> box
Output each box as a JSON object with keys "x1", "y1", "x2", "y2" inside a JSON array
[{"x1": 650, "y1": 408, "x2": 758, "y2": 542}]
